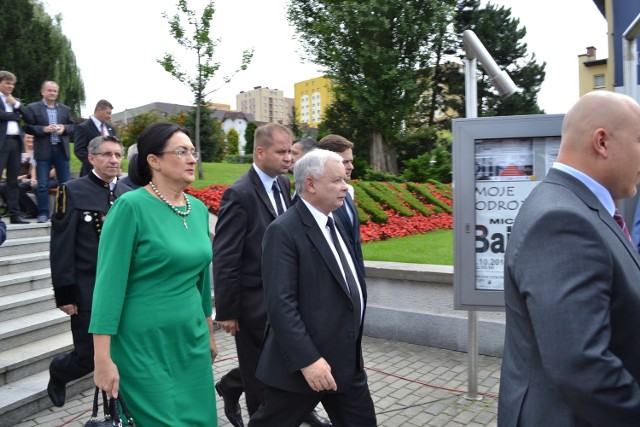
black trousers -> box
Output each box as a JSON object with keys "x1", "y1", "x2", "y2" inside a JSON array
[
  {"x1": 248, "y1": 370, "x2": 377, "y2": 427},
  {"x1": 50, "y1": 311, "x2": 94, "y2": 384},
  {"x1": 0, "y1": 136, "x2": 23, "y2": 217}
]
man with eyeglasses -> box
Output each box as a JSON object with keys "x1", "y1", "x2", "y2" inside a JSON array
[
  {"x1": 46, "y1": 135, "x2": 131, "y2": 408},
  {"x1": 73, "y1": 99, "x2": 116, "y2": 177}
]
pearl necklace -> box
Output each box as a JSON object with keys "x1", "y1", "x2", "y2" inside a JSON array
[{"x1": 149, "y1": 181, "x2": 191, "y2": 229}]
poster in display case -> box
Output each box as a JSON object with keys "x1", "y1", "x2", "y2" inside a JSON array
[{"x1": 453, "y1": 114, "x2": 564, "y2": 310}]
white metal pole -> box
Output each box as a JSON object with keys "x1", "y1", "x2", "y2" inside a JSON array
[
  {"x1": 463, "y1": 57, "x2": 481, "y2": 401},
  {"x1": 622, "y1": 14, "x2": 640, "y2": 102}
]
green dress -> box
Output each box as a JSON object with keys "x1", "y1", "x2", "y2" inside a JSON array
[{"x1": 89, "y1": 188, "x2": 217, "y2": 426}]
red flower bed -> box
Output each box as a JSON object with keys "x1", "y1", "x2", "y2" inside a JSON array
[
  {"x1": 185, "y1": 185, "x2": 227, "y2": 214},
  {"x1": 186, "y1": 183, "x2": 453, "y2": 242},
  {"x1": 360, "y1": 211, "x2": 452, "y2": 242}
]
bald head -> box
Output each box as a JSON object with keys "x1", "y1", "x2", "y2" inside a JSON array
[{"x1": 558, "y1": 91, "x2": 640, "y2": 201}]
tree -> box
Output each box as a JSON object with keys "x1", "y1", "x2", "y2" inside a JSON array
[
  {"x1": 225, "y1": 128, "x2": 240, "y2": 158},
  {"x1": 0, "y1": 0, "x2": 85, "y2": 113},
  {"x1": 158, "y1": 0, "x2": 253, "y2": 178},
  {"x1": 119, "y1": 112, "x2": 163, "y2": 151},
  {"x1": 288, "y1": 0, "x2": 453, "y2": 173},
  {"x1": 183, "y1": 107, "x2": 224, "y2": 162},
  {"x1": 244, "y1": 121, "x2": 257, "y2": 155},
  {"x1": 289, "y1": 105, "x2": 304, "y2": 139}
]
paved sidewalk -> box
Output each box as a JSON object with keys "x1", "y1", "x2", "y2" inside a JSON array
[{"x1": 17, "y1": 333, "x2": 501, "y2": 427}]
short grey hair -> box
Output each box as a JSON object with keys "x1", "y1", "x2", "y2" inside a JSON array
[
  {"x1": 88, "y1": 135, "x2": 123, "y2": 155},
  {"x1": 294, "y1": 149, "x2": 343, "y2": 196},
  {"x1": 127, "y1": 143, "x2": 138, "y2": 158}
]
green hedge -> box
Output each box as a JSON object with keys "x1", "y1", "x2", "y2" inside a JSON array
[
  {"x1": 406, "y1": 182, "x2": 451, "y2": 213},
  {"x1": 388, "y1": 183, "x2": 434, "y2": 216},
  {"x1": 352, "y1": 183, "x2": 388, "y2": 224}
]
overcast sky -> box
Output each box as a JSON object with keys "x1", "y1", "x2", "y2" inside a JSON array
[{"x1": 41, "y1": 0, "x2": 607, "y2": 117}]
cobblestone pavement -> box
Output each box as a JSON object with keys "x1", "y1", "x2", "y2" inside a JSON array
[{"x1": 17, "y1": 333, "x2": 501, "y2": 427}]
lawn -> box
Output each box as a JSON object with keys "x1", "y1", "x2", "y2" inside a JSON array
[{"x1": 361, "y1": 229, "x2": 453, "y2": 265}]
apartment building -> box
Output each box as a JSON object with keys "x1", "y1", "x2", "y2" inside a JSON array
[
  {"x1": 294, "y1": 76, "x2": 333, "y2": 128},
  {"x1": 236, "y1": 86, "x2": 291, "y2": 124}
]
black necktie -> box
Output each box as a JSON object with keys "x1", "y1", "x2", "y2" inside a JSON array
[
  {"x1": 271, "y1": 181, "x2": 285, "y2": 216},
  {"x1": 327, "y1": 216, "x2": 362, "y2": 327}
]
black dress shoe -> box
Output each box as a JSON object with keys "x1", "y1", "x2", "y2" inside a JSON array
[
  {"x1": 47, "y1": 377, "x2": 66, "y2": 407},
  {"x1": 301, "y1": 409, "x2": 332, "y2": 427},
  {"x1": 215, "y1": 382, "x2": 244, "y2": 427},
  {"x1": 10, "y1": 216, "x2": 28, "y2": 224}
]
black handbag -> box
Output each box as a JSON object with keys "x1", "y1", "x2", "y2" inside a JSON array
[{"x1": 84, "y1": 386, "x2": 136, "y2": 427}]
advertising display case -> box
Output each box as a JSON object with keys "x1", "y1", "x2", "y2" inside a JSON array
[{"x1": 453, "y1": 114, "x2": 564, "y2": 310}]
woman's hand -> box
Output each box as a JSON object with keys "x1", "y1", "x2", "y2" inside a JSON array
[
  {"x1": 94, "y1": 357, "x2": 120, "y2": 398},
  {"x1": 93, "y1": 334, "x2": 119, "y2": 398}
]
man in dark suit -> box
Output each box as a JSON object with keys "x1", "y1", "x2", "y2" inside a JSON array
[
  {"x1": 499, "y1": 91, "x2": 640, "y2": 426},
  {"x1": 213, "y1": 123, "x2": 294, "y2": 426},
  {"x1": 249, "y1": 149, "x2": 376, "y2": 426},
  {"x1": 47, "y1": 135, "x2": 131, "y2": 407},
  {"x1": 74, "y1": 99, "x2": 115, "y2": 177},
  {"x1": 22, "y1": 80, "x2": 75, "y2": 223},
  {"x1": 213, "y1": 124, "x2": 332, "y2": 427},
  {"x1": 0, "y1": 70, "x2": 28, "y2": 224},
  {"x1": 317, "y1": 134, "x2": 364, "y2": 276}
]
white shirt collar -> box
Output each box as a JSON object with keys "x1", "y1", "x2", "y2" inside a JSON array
[
  {"x1": 253, "y1": 163, "x2": 278, "y2": 194},
  {"x1": 552, "y1": 161, "x2": 615, "y2": 215}
]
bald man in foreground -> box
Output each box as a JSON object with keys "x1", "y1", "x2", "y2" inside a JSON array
[{"x1": 498, "y1": 91, "x2": 640, "y2": 426}]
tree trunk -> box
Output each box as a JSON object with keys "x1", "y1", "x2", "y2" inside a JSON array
[
  {"x1": 195, "y1": 103, "x2": 204, "y2": 180},
  {"x1": 370, "y1": 131, "x2": 398, "y2": 174}
]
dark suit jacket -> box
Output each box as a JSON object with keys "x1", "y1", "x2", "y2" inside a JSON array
[
  {"x1": 74, "y1": 118, "x2": 115, "y2": 176},
  {"x1": 50, "y1": 173, "x2": 131, "y2": 311},
  {"x1": 0, "y1": 218, "x2": 5, "y2": 246},
  {"x1": 256, "y1": 201, "x2": 367, "y2": 394},
  {"x1": 499, "y1": 168, "x2": 640, "y2": 427},
  {"x1": 0, "y1": 96, "x2": 24, "y2": 152},
  {"x1": 212, "y1": 166, "x2": 292, "y2": 327},
  {"x1": 22, "y1": 101, "x2": 75, "y2": 161},
  {"x1": 334, "y1": 191, "x2": 365, "y2": 276}
]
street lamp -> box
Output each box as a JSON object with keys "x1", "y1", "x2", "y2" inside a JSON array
[{"x1": 461, "y1": 29, "x2": 518, "y2": 401}]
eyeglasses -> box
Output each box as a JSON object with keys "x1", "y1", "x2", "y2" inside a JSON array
[
  {"x1": 160, "y1": 148, "x2": 200, "y2": 160},
  {"x1": 93, "y1": 152, "x2": 123, "y2": 160}
]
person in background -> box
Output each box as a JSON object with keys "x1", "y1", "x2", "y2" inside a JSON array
[
  {"x1": 317, "y1": 134, "x2": 364, "y2": 276},
  {"x1": 249, "y1": 149, "x2": 376, "y2": 426},
  {"x1": 74, "y1": 100, "x2": 115, "y2": 177},
  {"x1": 0, "y1": 133, "x2": 38, "y2": 218},
  {"x1": 498, "y1": 91, "x2": 640, "y2": 426},
  {"x1": 289, "y1": 137, "x2": 317, "y2": 204},
  {"x1": 118, "y1": 143, "x2": 139, "y2": 189},
  {"x1": 0, "y1": 70, "x2": 28, "y2": 224},
  {"x1": 90, "y1": 122, "x2": 218, "y2": 426},
  {"x1": 22, "y1": 80, "x2": 75, "y2": 223},
  {"x1": 46, "y1": 135, "x2": 131, "y2": 408},
  {"x1": 288, "y1": 137, "x2": 317, "y2": 174}
]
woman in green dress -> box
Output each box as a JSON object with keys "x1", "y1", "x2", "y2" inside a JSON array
[{"x1": 90, "y1": 122, "x2": 218, "y2": 426}]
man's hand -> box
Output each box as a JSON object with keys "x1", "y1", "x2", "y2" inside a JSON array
[
  {"x1": 58, "y1": 304, "x2": 78, "y2": 315},
  {"x1": 217, "y1": 319, "x2": 240, "y2": 336},
  {"x1": 301, "y1": 357, "x2": 337, "y2": 392}
]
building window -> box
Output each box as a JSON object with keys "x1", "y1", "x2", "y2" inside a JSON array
[{"x1": 594, "y1": 74, "x2": 605, "y2": 89}]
